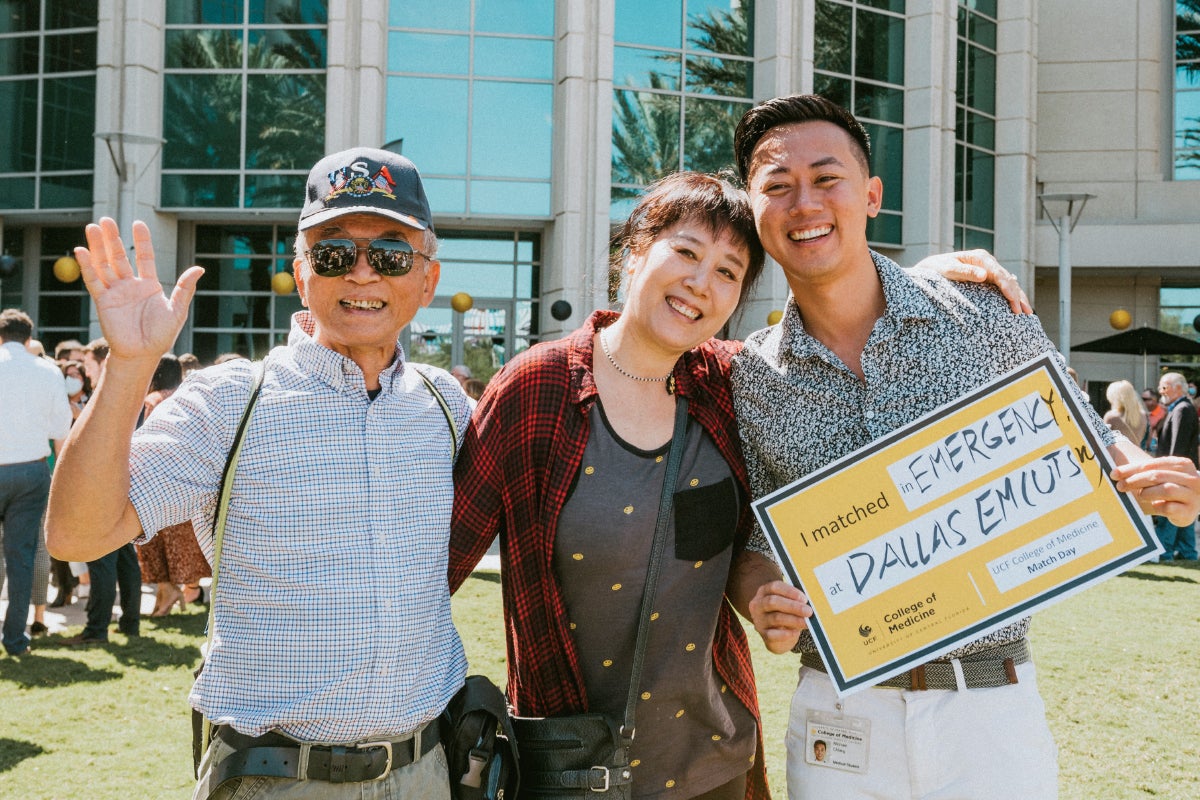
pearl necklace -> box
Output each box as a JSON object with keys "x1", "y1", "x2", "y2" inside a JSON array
[{"x1": 599, "y1": 329, "x2": 676, "y2": 395}]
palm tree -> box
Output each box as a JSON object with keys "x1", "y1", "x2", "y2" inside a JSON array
[
  {"x1": 1176, "y1": 0, "x2": 1200, "y2": 173},
  {"x1": 610, "y1": 4, "x2": 752, "y2": 197}
]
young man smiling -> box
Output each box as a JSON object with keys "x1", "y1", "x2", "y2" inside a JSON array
[
  {"x1": 47, "y1": 148, "x2": 471, "y2": 799},
  {"x1": 730, "y1": 95, "x2": 1200, "y2": 800}
]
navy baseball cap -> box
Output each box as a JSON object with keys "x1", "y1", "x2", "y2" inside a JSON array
[{"x1": 299, "y1": 147, "x2": 433, "y2": 232}]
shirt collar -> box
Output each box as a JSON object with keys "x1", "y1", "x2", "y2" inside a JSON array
[
  {"x1": 776, "y1": 249, "x2": 939, "y2": 362},
  {"x1": 0, "y1": 341, "x2": 31, "y2": 360},
  {"x1": 286, "y1": 311, "x2": 406, "y2": 393}
]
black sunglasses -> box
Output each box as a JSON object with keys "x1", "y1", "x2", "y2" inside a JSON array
[{"x1": 306, "y1": 238, "x2": 432, "y2": 277}]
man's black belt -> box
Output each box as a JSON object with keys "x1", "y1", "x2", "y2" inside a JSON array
[
  {"x1": 801, "y1": 638, "x2": 1031, "y2": 691},
  {"x1": 211, "y1": 718, "x2": 440, "y2": 787}
]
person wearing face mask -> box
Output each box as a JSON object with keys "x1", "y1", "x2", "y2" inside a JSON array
[{"x1": 1153, "y1": 373, "x2": 1200, "y2": 561}]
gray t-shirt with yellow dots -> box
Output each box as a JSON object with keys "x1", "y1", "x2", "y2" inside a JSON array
[{"x1": 554, "y1": 401, "x2": 757, "y2": 799}]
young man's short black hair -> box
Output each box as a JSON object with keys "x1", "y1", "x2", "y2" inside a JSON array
[
  {"x1": 734, "y1": 94, "x2": 872, "y2": 182},
  {"x1": 0, "y1": 308, "x2": 34, "y2": 343}
]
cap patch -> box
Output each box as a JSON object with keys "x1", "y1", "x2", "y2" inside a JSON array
[{"x1": 327, "y1": 160, "x2": 396, "y2": 201}]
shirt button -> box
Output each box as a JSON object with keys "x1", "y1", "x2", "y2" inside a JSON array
[{"x1": 864, "y1": 410, "x2": 875, "y2": 420}]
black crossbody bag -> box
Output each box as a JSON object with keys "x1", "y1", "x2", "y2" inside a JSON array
[{"x1": 512, "y1": 398, "x2": 689, "y2": 798}]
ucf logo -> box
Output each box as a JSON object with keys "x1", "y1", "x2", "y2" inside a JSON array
[{"x1": 325, "y1": 160, "x2": 397, "y2": 200}]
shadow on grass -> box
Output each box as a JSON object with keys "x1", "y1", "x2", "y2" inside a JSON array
[
  {"x1": 0, "y1": 652, "x2": 123, "y2": 687},
  {"x1": 0, "y1": 738, "x2": 44, "y2": 772},
  {"x1": 469, "y1": 572, "x2": 501, "y2": 585},
  {"x1": 1121, "y1": 569, "x2": 1198, "y2": 584}
]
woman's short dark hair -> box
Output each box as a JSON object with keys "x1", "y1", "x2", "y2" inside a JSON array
[
  {"x1": 734, "y1": 94, "x2": 872, "y2": 182},
  {"x1": 609, "y1": 171, "x2": 765, "y2": 305},
  {"x1": 149, "y1": 353, "x2": 183, "y2": 394}
]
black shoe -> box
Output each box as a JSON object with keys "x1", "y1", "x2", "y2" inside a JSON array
[{"x1": 30, "y1": 622, "x2": 48, "y2": 636}]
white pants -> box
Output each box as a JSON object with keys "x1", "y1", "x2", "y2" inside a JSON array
[{"x1": 786, "y1": 663, "x2": 1058, "y2": 800}]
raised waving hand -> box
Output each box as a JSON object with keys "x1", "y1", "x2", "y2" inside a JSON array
[{"x1": 74, "y1": 217, "x2": 205, "y2": 361}]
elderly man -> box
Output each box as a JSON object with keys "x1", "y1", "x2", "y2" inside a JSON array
[
  {"x1": 0, "y1": 309, "x2": 72, "y2": 656},
  {"x1": 1154, "y1": 372, "x2": 1199, "y2": 560},
  {"x1": 47, "y1": 148, "x2": 471, "y2": 799},
  {"x1": 729, "y1": 95, "x2": 1200, "y2": 800}
]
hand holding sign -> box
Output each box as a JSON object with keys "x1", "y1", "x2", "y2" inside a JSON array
[
  {"x1": 747, "y1": 581, "x2": 812, "y2": 654},
  {"x1": 1111, "y1": 456, "x2": 1200, "y2": 526}
]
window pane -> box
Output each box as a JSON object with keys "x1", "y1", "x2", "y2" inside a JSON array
[
  {"x1": 167, "y1": 2, "x2": 243, "y2": 25},
  {"x1": 475, "y1": 0, "x2": 554, "y2": 35},
  {"x1": 862, "y1": 0, "x2": 906, "y2": 11},
  {"x1": 962, "y1": 227, "x2": 994, "y2": 252},
  {"x1": 966, "y1": 11, "x2": 997, "y2": 50},
  {"x1": 961, "y1": 110, "x2": 995, "y2": 150},
  {"x1": 0, "y1": 79, "x2": 39, "y2": 171},
  {"x1": 614, "y1": 46, "x2": 681, "y2": 91},
  {"x1": 855, "y1": 82, "x2": 903, "y2": 123},
  {"x1": 42, "y1": 76, "x2": 95, "y2": 170},
  {"x1": 39, "y1": 172, "x2": 92, "y2": 209},
  {"x1": 687, "y1": 1, "x2": 753, "y2": 57},
  {"x1": 38, "y1": 293, "x2": 88, "y2": 328},
  {"x1": 245, "y1": 73, "x2": 326, "y2": 170},
  {"x1": 388, "y1": 31, "x2": 469, "y2": 75},
  {"x1": 249, "y1": 0, "x2": 328, "y2": 25},
  {"x1": 615, "y1": 0, "x2": 682, "y2": 48},
  {"x1": 682, "y1": 96, "x2": 747, "y2": 173},
  {"x1": 165, "y1": 29, "x2": 244, "y2": 69},
  {"x1": 423, "y1": 177, "x2": 467, "y2": 214},
  {"x1": 0, "y1": 35, "x2": 41, "y2": 74},
  {"x1": 815, "y1": 0, "x2": 852, "y2": 74},
  {"x1": 245, "y1": 173, "x2": 308, "y2": 208},
  {"x1": 390, "y1": 0, "x2": 470, "y2": 30},
  {"x1": 247, "y1": 27, "x2": 327, "y2": 69},
  {"x1": 471, "y1": 81, "x2": 552, "y2": 179},
  {"x1": 963, "y1": 149, "x2": 994, "y2": 229},
  {"x1": 612, "y1": 90, "x2": 681, "y2": 187},
  {"x1": 44, "y1": 31, "x2": 96, "y2": 72},
  {"x1": 685, "y1": 53, "x2": 751, "y2": 96},
  {"x1": 856, "y1": 10, "x2": 905, "y2": 85},
  {"x1": 386, "y1": 77, "x2": 469, "y2": 174},
  {"x1": 438, "y1": 259, "x2": 516, "y2": 296},
  {"x1": 867, "y1": 123, "x2": 902, "y2": 211},
  {"x1": 814, "y1": 73, "x2": 851, "y2": 108},
  {"x1": 0, "y1": 2, "x2": 39, "y2": 33},
  {"x1": 474, "y1": 36, "x2": 553, "y2": 80},
  {"x1": 469, "y1": 180, "x2": 550, "y2": 216},
  {"x1": 45, "y1": 0, "x2": 96, "y2": 28},
  {"x1": 965, "y1": 45, "x2": 996, "y2": 114},
  {"x1": 163, "y1": 75, "x2": 244, "y2": 169},
  {"x1": 0, "y1": 176, "x2": 35, "y2": 208},
  {"x1": 161, "y1": 173, "x2": 241, "y2": 207},
  {"x1": 968, "y1": 0, "x2": 997, "y2": 18},
  {"x1": 867, "y1": 211, "x2": 902, "y2": 245}
]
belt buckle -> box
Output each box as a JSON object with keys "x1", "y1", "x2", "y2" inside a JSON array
[
  {"x1": 588, "y1": 766, "x2": 610, "y2": 792},
  {"x1": 356, "y1": 740, "x2": 394, "y2": 781}
]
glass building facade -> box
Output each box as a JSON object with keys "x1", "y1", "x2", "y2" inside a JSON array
[
  {"x1": 1, "y1": 0, "x2": 1193, "y2": 391},
  {"x1": 954, "y1": 0, "x2": 996, "y2": 251}
]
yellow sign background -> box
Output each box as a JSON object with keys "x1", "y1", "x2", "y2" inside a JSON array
[{"x1": 754, "y1": 357, "x2": 1157, "y2": 693}]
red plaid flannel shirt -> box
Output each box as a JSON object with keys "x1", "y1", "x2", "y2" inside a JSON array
[{"x1": 449, "y1": 310, "x2": 770, "y2": 799}]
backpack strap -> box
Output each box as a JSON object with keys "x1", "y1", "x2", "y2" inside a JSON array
[
  {"x1": 416, "y1": 368, "x2": 460, "y2": 457},
  {"x1": 198, "y1": 358, "x2": 268, "y2": 759}
]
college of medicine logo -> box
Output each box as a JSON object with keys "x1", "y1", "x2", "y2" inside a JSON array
[{"x1": 325, "y1": 160, "x2": 397, "y2": 201}]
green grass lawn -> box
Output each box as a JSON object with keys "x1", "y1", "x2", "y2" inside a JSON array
[{"x1": 2, "y1": 562, "x2": 1197, "y2": 799}]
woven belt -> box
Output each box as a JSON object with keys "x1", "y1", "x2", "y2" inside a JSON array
[
  {"x1": 801, "y1": 638, "x2": 1031, "y2": 691},
  {"x1": 210, "y1": 718, "x2": 440, "y2": 788}
]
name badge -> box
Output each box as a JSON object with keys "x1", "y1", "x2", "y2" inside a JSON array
[{"x1": 805, "y1": 710, "x2": 869, "y2": 774}]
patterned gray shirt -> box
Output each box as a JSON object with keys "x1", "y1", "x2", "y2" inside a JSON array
[{"x1": 732, "y1": 251, "x2": 1117, "y2": 658}]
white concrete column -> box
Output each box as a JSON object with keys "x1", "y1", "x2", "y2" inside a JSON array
[{"x1": 326, "y1": 0, "x2": 388, "y2": 151}]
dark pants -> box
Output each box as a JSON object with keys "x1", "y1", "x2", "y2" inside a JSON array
[
  {"x1": 1, "y1": 460, "x2": 51, "y2": 655},
  {"x1": 84, "y1": 542, "x2": 142, "y2": 639}
]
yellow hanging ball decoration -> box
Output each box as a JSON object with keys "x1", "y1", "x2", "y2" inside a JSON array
[
  {"x1": 451, "y1": 291, "x2": 474, "y2": 313},
  {"x1": 271, "y1": 271, "x2": 296, "y2": 295},
  {"x1": 1109, "y1": 308, "x2": 1132, "y2": 330},
  {"x1": 766, "y1": 309, "x2": 783, "y2": 326},
  {"x1": 53, "y1": 255, "x2": 81, "y2": 283}
]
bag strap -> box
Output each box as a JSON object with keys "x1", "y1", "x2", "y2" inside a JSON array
[
  {"x1": 200, "y1": 358, "x2": 268, "y2": 754},
  {"x1": 416, "y1": 368, "x2": 459, "y2": 456},
  {"x1": 619, "y1": 396, "x2": 689, "y2": 746}
]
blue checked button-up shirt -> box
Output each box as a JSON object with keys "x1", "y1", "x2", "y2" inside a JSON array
[
  {"x1": 129, "y1": 312, "x2": 471, "y2": 742},
  {"x1": 733, "y1": 252, "x2": 1118, "y2": 659}
]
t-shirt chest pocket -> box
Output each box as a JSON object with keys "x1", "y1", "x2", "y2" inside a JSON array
[{"x1": 672, "y1": 476, "x2": 738, "y2": 561}]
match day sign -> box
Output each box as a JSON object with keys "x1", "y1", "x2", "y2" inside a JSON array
[{"x1": 752, "y1": 355, "x2": 1160, "y2": 695}]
